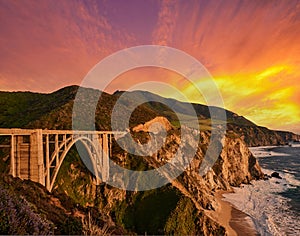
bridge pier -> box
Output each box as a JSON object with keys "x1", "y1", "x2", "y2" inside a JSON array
[
  {"x1": 100, "y1": 134, "x2": 110, "y2": 182},
  {"x1": 10, "y1": 135, "x2": 15, "y2": 177},
  {"x1": 30, "y1": 129, "x2": 45, "y2": 185},
  {"x1": 9, "y1": 129, "x2": 45, "y2": 186},
  {"x1": 45, "y1": 134, "x2": 50, "y2": 191}
]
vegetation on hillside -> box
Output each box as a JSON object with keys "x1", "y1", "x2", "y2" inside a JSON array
[
  {"x1": 1, "y1": 85, "x2": 298, "y2": 145},
  {"x1": 0, "y1": 85, "x2": 296, "y2": 235}
]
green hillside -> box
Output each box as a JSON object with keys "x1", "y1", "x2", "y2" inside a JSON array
[{"x1": 0, "y1": 85, "x2": 298, "y2": 146}]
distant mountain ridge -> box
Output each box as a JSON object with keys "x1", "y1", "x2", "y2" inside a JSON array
[{"x1": 0, "y1": 85, "x2": 298, "y2": 146}]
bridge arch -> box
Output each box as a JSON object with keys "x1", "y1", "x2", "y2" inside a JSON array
[
  {"x1": 0, "y1": 129, "x2": 120, "y2": 192},
  {"x1": 48, "y1": 136, "x2": 102, "y2": 192}
]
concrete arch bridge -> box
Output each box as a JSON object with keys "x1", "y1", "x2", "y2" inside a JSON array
[{"x1": 0, "y1": 129, "x2": 124, "y2": 192}]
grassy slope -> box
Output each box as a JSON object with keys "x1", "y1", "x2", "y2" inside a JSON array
[
  {"x1": 1, "y1": 85, "x2": 298, "y2": 147},
  {"x1": 0, "y1": 85, "x2": 253, "y2": 129},
  {"x1": 115, "y1": 185, "x2": 182, "y2": 234},
  {"x1": 0, "y1": 86, "x2": 78, "y2": 128}
]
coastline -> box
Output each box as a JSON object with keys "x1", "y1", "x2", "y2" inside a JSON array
[
  {"x1": 208, "y1": 190, "x2": 258, "y2": 236},
  {"x1": 224, "y1": 145, "x2": 300, "y2": 235},
  {"x1": 229, "y1": 204, "x2": 258, "y2": 236}
]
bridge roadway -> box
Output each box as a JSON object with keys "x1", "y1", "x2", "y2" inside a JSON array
[{"x1": 0, "y1": 128, "x2": 125, "y2": 192}]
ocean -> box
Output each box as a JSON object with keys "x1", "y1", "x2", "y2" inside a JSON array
[{"x1": 223, "y1": 145, "x2": 300, "y2": 236}]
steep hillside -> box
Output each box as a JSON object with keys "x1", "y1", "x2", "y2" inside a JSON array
[
  {"x1": 0, "y1": 86, "x2": 78, "y2": 128},
  {"x1": 0, "y1": 118, "x2": 263, "y2": 235},
  {"x1": 0, "y1": 174, "x2": 82, "y2": 235},
  {"x1": 0, "y1": 84, "x2": 268, "y2": 234},
  {"x1": 0, "y1": 85, "x2": 298, "y2": 146}
]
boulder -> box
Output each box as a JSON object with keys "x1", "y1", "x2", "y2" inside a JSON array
[{"x1": 271, "y1": 172, "x2": 282, "y2": 179}]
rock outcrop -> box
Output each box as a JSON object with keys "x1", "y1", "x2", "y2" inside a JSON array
[
  {"x1": 132, "y1": 116, "x2": 173, "y2": 133},
  {"x1": 61, "y1": 118, "x2": 263, "y2": 235},
  {"x1": 212, "y1": 136, "x2": 263, "y2": 187},
  {"x1": 227, "y1": 123, "x2": 300, "y2": 147}
]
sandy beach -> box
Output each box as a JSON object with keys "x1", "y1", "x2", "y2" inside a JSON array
[{"x1": 207, "y1": 191, "x2": 258, "y2": 236}]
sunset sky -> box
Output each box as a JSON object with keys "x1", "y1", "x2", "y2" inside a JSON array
[{"x1": 0, "y1": 0, "x2": 299, "y2": 133}]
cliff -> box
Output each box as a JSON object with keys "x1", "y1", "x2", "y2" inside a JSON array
[
  {"x1": 57, "y1": 122, "x2": 263, "y2": 235},
  {"x1": 227, "y1": 123, "x2": 300, "y2": 147},
  {"x1": 0, "y1": 117, "x2": 263, "y2": 235}
]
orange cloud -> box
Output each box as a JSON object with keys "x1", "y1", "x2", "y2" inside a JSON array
[
  {"x1": 152, "y1": 0, "x2": 179, "y2": 46},
  {"x1": 150, "y1": 1, "x2": 300, "y2": 133},
  {"x1": 0, "y1": 0, "x2": 136, "y2": 92},
  {"x1": 211, "y1": 66, "x2": 300, "y2": 133}
]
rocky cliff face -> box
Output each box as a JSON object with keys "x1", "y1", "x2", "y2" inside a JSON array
[
  {"x1": 227, "y1": 123, "x2": 300, "y2": 147},
  {"x1": 0, "y1": 117, "x2": 264, "y2": 235},
  {"x1": 212, "y1": 136, "x2": 263, "y2": 187},
  {"x1": 45, "y1": 118, "x2": 263, "y2": 235}
]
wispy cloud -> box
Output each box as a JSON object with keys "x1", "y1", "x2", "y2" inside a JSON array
[
  {"x1": 0, "y1": 0, "x2": 136, "y2": 92},
  {"x1": 152, "y1": 0, "x2": 179, "y2": 45},
  {"x1": 154, "y1": 0, "x2": 300, "y2": 133}
]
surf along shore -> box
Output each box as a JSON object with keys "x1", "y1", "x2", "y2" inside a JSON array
[{"x1": 207, "y1": 191, "x2": 258, "y2": 236}]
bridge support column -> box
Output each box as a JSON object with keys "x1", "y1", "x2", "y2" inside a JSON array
[
  {"x1": 9, "y1": 133, "x2": 28, "y2": 179},
  {"x1": 10, "y1": 135, "x2": 16, "y2": 177},
  {"x1": 102, "y1": 134, "x2": 109, "y2": 182},
  {"x1": 30, "y1": 129, "x2": 45, "y2": 186},
  {"x1": 45, "y1": 134, "x2": 50, "y2": 191},
  {"x1": 16, "y1": 136, "x2": 22, "y2": 178}
]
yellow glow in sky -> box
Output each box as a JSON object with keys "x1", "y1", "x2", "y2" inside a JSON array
[{"x1": 153, "y1": 65, "x2": 299, "y2": 133}]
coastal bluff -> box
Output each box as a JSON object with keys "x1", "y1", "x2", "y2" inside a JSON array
[
  {"x1": 0, "y1": 118, "x2": 263, "y2": 235},
  {"x1": 0, "y1": 85, "x2": 291, "y2": 234},
  {"x1": 75, "y1": 121, "x2": 263, "y2": 235}
]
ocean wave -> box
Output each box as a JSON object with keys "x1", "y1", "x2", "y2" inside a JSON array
[
  {"x1": 223, "y1": 168, "x2": 300, "y2": 235},
  {"x1": 249, "y1": 147, "x2": 291, "y2": 158},
  {"x1": 282, "y1": 169, "x2": 297, "y2": 175},
  {"x1": 261, "y1": 168, "x2": 300, "y2": 188}
]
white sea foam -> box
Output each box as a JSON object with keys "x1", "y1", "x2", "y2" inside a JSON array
[
  {"x1": 249, "y1": 146, "x2": 290, "y2": 158},
  {"x1": 290, "y1": 143, "x2": 300, "y2": 147},
  {"x1": 223, "y1": 175, "x2": 300, "y2": 235},
  {"x1": 225, "y1": 146, "x2": 300, "y2": 235},
  {"x1": 223, "y1": 145, "x2": 300, "y2": 236}
]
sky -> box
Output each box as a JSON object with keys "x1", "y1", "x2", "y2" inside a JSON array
[{"x1": 0, "y1": 0, "x2": 299, "y2": 133}]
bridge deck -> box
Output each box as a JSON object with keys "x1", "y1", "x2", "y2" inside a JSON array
[{"x1": 0, "y1": 128, "x2": 126, "y2": 135}]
